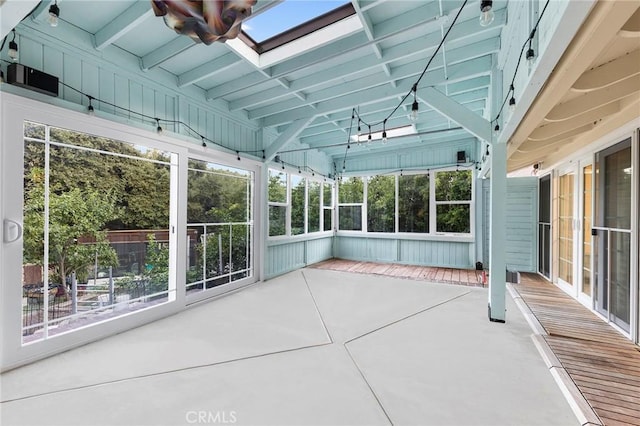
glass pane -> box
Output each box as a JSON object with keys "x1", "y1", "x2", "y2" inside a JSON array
[
  {"x1": 23, "y1": 123, "x2": 173, "y2": 343},
  {"x1": 558, "y1": 172, "x2": 574, "y2": 285},
  {"x1": 539, "y1": 175, "x2": 551, "y2": 223},
  {"x1": 323, "y1": 207, "x2": 333, "y2": 231},
  {"x1": 308, "y1": 181, "x2": 321, "y2": 233},
  {"x1": 291, "y1": 176, "x2": 306, "y2": 235},
  {"x1": 367, "y1": 175, "x2": 395, "y2": 233},
  {"x1": 268, "y1": 169, "x2": 287, "y2": 203},
  {"x1": 435, "y1": 170, "x2": 472, "y2": 201},
  {"x1": 436, "y1": 204, "x2": 470, "y2": 233},
  {"x1": 582, "y1": 165, "x2": 592, "y2": 296},
  {"x1": 604, "y1": 145, "x2": 632, "y2": 230},
  {"x1": 399, "y1": 174, "x2": 429, "y2": 233},
  {"x1": 186, "y1": 160, "x2": 253, "y2": 294},
  {"x1": 323, "y1": 182, "x2": 333, "y2": 207},
  {"x1": 269, "y1": 206, "x2": 286, "y2": 236},
  {"x1": 339, "y1": 177, "x2": 363, "y2": 203},
  {"x1": 338, "y1": 206, "x2": 361, "y2": 230},
  {"x1": 23, "y1": 140, "x2": 46, "y2": 339},
  {"x1": 610, "y1": 231, "x2": 631, "y2": 330}
]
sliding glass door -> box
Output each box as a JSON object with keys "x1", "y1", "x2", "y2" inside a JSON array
[
  {"x1": 558, "y1": 169, "x2": 576, "y2": 289},
  {"x1": 594, "y1": 138, "x2": 632, "y2": 332},
  {"x1": 538, "y1": 175, "x2": 551, "y2": 278}
]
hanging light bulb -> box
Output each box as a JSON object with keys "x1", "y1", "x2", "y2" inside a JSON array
[
  {"x1": 479, "y1": 0, "x2": 495, "y2": 27},
  {"x1": 48, "y1": 1, "x2": 60, "y2": 27},
  {"x1": 526, "y1": 46, "x2": 535, "y2": 63},
  {"x1": 367, "y1": 125, "x2": 372, "y2": 143},
  {"x1": 201, "y1": 136, "x2": 206, "y2": 147},
  {"x1": 87, "y1": 96, "x2": 95, "y2": 116},
  {"x1": 382, "y1": 119, "x2": 388, "y2": 144},
  {"x1": 509, "y1": 96, "x2": 516, "y2": 112},
  {"x1": 486, "y1": 145, "x2": 490, "y2": 157},
  {"x1": 494, "y1": 123, "x2": 500, "y2": 135},
  {"x1": 155, "y1": 118, "x2": 163, "y2": 134},
  {"x1": 8, "y1": 30, "x2": 18, "y2": 62},
  {"x1": 410, "y1": 84, "x2": 419, "y2": 122}
]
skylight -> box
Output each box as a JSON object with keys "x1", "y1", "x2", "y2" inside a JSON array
[
  {"x1": 243, "y1": 1, "x2": 351, "y2": 42},
  {"x1": 351, "y1": 125, "x2": 417, "y2": 143}
]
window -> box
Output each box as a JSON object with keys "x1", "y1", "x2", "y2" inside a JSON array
[
  {"x1": 399, "y1": 173, "x2": 429, "y2": 233},
  {"x1": 337, "y1": 169, "x2": 472, "y2": 236},
  {"x1": 338, "y1": 177, "x2": 364, "y2": 230},
  {"x1": 186, "y1": 160, "x2": 253, "y2": 294},
  {"x1": 308, "y1": 181, "x2": 321, "y2": 233},
  {"x1": 323, "y1": 182, "x2": 333, "y2": 231},
  {"x1": 268, "y1": 169, "x2": 333, "y2": 237},
  {"x1": 435, "y1": 170, "x2": 472, "y2": 234},
  {"x1": 367, "y1": 175, "x2": 395, "y2": 232},
  {"x1": 291, "y1": 176, "x2": 306, "y2": 235},
  {"x1": 268, "y1": 169, "x2": 287, "y2": 236},
  {"x1": 22, "y1": 122, "x2": 176, "y2": 342}
]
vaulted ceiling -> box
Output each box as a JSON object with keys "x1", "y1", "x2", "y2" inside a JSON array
[{"x1": 9, "y1": 0, "x2": 506, "y2": 164}]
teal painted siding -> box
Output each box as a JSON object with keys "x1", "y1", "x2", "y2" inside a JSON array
[
  {"x1": 482, "y1": 177, "x2": 538, "y2": 272},
  {"x1": 6, "y1": 30, "x2": 262, "y2": 156},
  {"x1": 335, "y1": 237, "x2": 473, "y2": 269},
  {"x1": 265, "y1": 236, "x2": 334, "y2": 279}
]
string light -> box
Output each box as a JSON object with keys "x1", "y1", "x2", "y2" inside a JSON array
[
  {"x1": 48, "y1": 1, "x2": 60, "y2": 27},
  {"x1": 236, "y1": 151, "x2": 241, "y2": 161},
  {"x1": 410, "y1": 84, "x2": 419, "y2": 122},
  {"x1": 87, "y1": 96, "x2": 95, "y2": 116},
  {"x1": 8, "y1": 30, "x2": 18, "y2": 62},
  {"x1": 201, "y1": 136, "x2": 206, "y2": 147},
  {"x1": 155, "y1": 118, "x2": 163, "y2": 134},
  {"x1": 382, "y1": 119, "x2": 387, "y2": 144},
  {"x1": 479, "y1": 0, "x2": 495, "y2": 27}
]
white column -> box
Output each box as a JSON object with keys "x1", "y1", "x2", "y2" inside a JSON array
[{"x1": 489, "y1": 141, "x2": 507, "y2": 322}]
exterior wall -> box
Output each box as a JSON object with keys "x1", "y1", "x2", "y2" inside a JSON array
[
  {"x1": 336, "y1": 236, "x2": 473, "y2": 269},
  {"x1": 482, "y1": 177, "x2": 538, "y2": 272},
  {"x1": 265, "y1": 236, "x2": 333, "y2": 279}
]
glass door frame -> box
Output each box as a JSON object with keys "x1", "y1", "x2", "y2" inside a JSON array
[
  {"x1": 577, "y1": 157, "x2": 594, "y2": 307},
  {"x1": 538, "y1": 174, "x2": 552, "y2": 279},
  {"x1": 555, "y1": 165, "x2": 578, "y2": 295}
]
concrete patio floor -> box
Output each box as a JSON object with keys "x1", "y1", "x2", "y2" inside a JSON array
[{"x1": 0, "y1": 268, "x2": 578, "y2": 426}]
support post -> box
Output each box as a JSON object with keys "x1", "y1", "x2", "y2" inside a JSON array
[
  {"x1": 488, "y1": 141, "x2": 507, "y2": 322},
  {"x1": 108, "y1": 266, "x2": 114, "y2": 305},
  {"x1": 71, "y1": 272, "x2": 78, "y2": 315}
]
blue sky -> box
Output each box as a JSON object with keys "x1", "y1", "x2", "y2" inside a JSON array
[{"x1": 243, "y1": 1, "x2": 349, "y2": 42}]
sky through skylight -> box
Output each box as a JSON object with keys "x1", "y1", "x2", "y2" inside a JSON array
[{"x1": 243, "y1": 0, "x2": 350, "y2": 42}]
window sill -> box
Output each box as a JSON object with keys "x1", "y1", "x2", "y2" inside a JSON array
[
  {"x1": 267, "y1": 231, "x2": 334, "y2": 246},
  {"x1": 335, "y1": 231, "x2": 474, "y2": 243}
]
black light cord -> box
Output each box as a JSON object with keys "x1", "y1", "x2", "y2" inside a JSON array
[
  {"x1": 352, "y1": 0, "x2": 469, "y2": 131},
  {"x1": 492, "y1": 0, "x2": 550, "y2": 129}
]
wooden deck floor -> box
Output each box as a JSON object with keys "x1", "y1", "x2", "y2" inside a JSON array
[
  {"x1": 514, "y1": 273, "x2": 640, "y2": 426},
  {"x1": 310, "y1": 258, "x2": 485, "y2": 287}
]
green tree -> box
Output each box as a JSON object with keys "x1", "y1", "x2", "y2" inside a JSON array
[
  {"x1": 367, "y1": 175, "x2": 395, "y2": 232},
  {"x1": 23, "y1": 167, "x2": 118, "y2": 290}
]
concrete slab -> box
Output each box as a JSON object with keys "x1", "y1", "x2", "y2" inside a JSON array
[
  {"x1": 302, "y1": 268, "x2": 469, "y2": 343},
  {"x1": 1, "y1": 344, "x2": 389, "y2": 426},
  {"x1": 1, "y1": 270, "x2": 330, "y2": 401},
  {"x1": 346, "y1": 288, "x2": 579, "y2": 425}
]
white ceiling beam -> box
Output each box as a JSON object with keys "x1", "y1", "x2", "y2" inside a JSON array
[
  {"x1": 254, "y1": 55, "x2": 491, "y2": 122},
  {"x1": 265, "y1": 117, "x2": 316, "y2": 162},
  {"x1": 141, "y1": 37, "x2": 195, "y2": 71},
  {"x1": 94, "y1": 1, "x2": 153, "y2": 51},
  {"x1": 420, "y1": 87, "x2": 491, "y2": 142},
  {"x1": 177, "y1": 53, "x2": 240, "y2": 88}
]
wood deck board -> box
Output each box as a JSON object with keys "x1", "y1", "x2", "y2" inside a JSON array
[
  {"x1": 513, "y1": 273, "x2": 640, "y2": 426},
  {"x1": 310, "y1": 258, "x2": 484, "y2": 288}
]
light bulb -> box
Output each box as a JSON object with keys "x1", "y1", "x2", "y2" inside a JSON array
[
  {"x1": 382, "y1": 130, "x2": 387, "y2": 144},
  {"x1": 48, "y1": 2, "x2": 60, "y2": 27},
  {"x1": 410, "y1": 100, "x2": 419, "y2": 121},
  {"x1": 8, "y1": 40, "x2": 18, "y2": 62},
  {"x1": 479, "y1": 0, "x2": 494, "y2": 27},
  {"x1": 87, "y1": 104, "x2": 95, "y2": 116},
  {"x1": 509, "y1": 96, "x2": 516, "y2": 112}
]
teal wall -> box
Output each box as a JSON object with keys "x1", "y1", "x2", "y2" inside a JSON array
[
  {"x1": 482, "y1": 177, "x2": 538, "y2": 272},
  {"x1": 265, "y1": 236, "x2": 333, "y2": 279}
]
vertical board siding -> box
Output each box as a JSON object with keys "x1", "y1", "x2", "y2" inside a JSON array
[
  {"x1": 10, "y1": 34, "x2": 260, "y2": 155},
  {"x1": 482, "y1": 177, "x2": 538, "y2": 272},
  {"x1": 347, "y1": 138, "x2": 476, "y2": 173},
  {"x1": 265, "y1": 236, "x2": 334, "y2": 278},
  {"x1": 335, "y1": 237, "x2": 473, "y2": 268}
]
